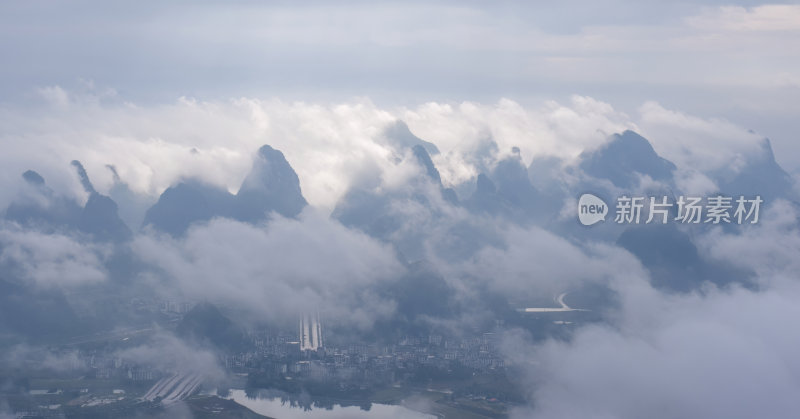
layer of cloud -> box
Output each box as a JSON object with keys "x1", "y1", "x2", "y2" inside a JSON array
[
  {"x1": 511, "y1": 280, "x2": 800, "y2": 419},
  {"x1": 0, "y1": 225, "x2": 108, "y2": 288},
  {"x1": 507, "y1": 198, "x2": 800, "y2": 418},
  {"x1": 1, "y1": 345, "x2": 86, "y2": 373},
  {"x1": 448, "y1": 224, "x2": 646, "y2": 301},
  {"x1": 0, "y1": 89, "x2": 774, "y2": 218},
  {"x1": 133, "y1": 210, "x2": 404, "y2": 328},
  {"x1": 698, "y1": 199, "x2": 800, "y2": 281},
  {"x1": 116, "y1": 332, "x2": 225, "y2": 382},
  {"x1": 0, "y1": 89, "x2": 795, "y2": 418},
  {"x1": 638, "y1": 101, "x2": 765, "y2": 173}
]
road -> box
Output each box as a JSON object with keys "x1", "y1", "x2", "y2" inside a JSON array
[{"x1": 522, "y1": 293, "x2": 588, "y2": 313}]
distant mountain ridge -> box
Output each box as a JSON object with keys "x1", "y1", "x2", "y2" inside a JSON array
[
  {"x1": 5, "y1": 162, "x2": 131, "y2": 242},
  {"x1": 579, "y1": 130, "x2": 677, "y2": 189},
  {"x1": 176, "y1": 302, "x2": 245, "y2": 351},
  {"x1": 143, "y1": 144, "x2": 307, "y2": 236},
  {"x1": 715, "y1": 138, "x2": 793, "y2": 202},
  {"x1": 2, "y1": 127, "x2": 794, "y2": 300}
]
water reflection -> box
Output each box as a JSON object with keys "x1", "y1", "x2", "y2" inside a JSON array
[{"x1": 226, "y1": 389, "x2": 435, "y2": 419}]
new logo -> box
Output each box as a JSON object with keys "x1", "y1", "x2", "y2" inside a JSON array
[{"x1": 578, "y1": 193, "x2": 608, "y2": 226}]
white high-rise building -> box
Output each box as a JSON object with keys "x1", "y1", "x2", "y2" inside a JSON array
[{"x1": 299, "y1": 311, "x2": 323, "y2": 351}]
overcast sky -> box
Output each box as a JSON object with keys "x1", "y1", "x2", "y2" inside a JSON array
[{"x1": 1, "y1": 0, "x2": 799, "y2": 164}]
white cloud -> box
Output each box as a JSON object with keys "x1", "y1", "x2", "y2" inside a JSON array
[
  {"x1": 402, "y1": 96, "x2": 635, "y2": 186},
  {"x1": 36, "y1": 85, "x2": 70, "y2": 108},
  {"x1": 116, "y1": 332, "x2": 225, "y2": 382},
  {"x1": 511, "y1": 278, "x2": 800, "y2": 419},
  {"x1": 1, "y1": 345, "x2": 86, "y2": 372},
  {"x1": 0, "y1": 226, "x2": 108, "y2": 288},
  {"x1": 698, "y1": 199, "x2": 800, "y2": 282},
  {"x1": 0, "y1": 89, "x2": 786, "y2": 221},
  {"x1": 0, "y1": 91, "x2": 639, "y2": 214},
  {"x1": 133, "y1": 210, "x2": 403, "y2": 328},
  {"x1": 507, "y1": 194, "x2": 800, "y2": 419},
  {"x1": 453, "y1": 224, "x2": 645, "y2": 300},
  {"x1": 638, "y1": 101, "x2": 765, "y2": 173}
]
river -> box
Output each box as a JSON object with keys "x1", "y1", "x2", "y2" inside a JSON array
[{"x1": 226, "y1": 389, "x2": 436, "y2": 419}]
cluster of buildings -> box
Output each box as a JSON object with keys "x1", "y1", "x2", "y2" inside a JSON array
[
  {"x1": 224, "y1": 324, "x2": 506, "y2": 388},
  {"x1": 51, "y1": 351, "x2": 161, "y2": 382}
]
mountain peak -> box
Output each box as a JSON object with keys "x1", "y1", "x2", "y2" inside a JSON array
[
  {"x1": 143, "y1": 180, "x2": 233, "y2": 236},
  {"x1": 580, "y1": 130, "x2": 676, "y2": 189},
  {"x1": 240, "y1": 145, "x2": 304, "y2": 195},
  {"x1": 411, "y1": 145, "x2": 442, "y2": 185},
  {"x1": 176, "y1": 302, "x2": 243, "y2": 351},
  {"x1": 256, "y1": 144, "x2": 282, "y2": 160},
  {"x1": 716, "y1": 137, "x2": 793, "y2": 201},
  {"x1": 144, "y1": 145, "x2": 307, "y2": 235},
  {"x1": 71, "y1": 160, "x2": 96, "y2": 194},
  {"x1": 22, "y1": 170, "x2": 45, "y2": 186},
  {"x1": 761, "y1": 137, "x2": 776, "y2": 161},
  {"x1": 71, "y1": 160, "x2": 131, "y2": 241},
  {"x1": 236, "y1": 144, "x2": 307, "y2": 221},
  {"x1": 8, "y1": 165, "x2": 131, "y2": 242},
  {"x1": 385, "y1": 121, "x2": 440, "y2": 155}
]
